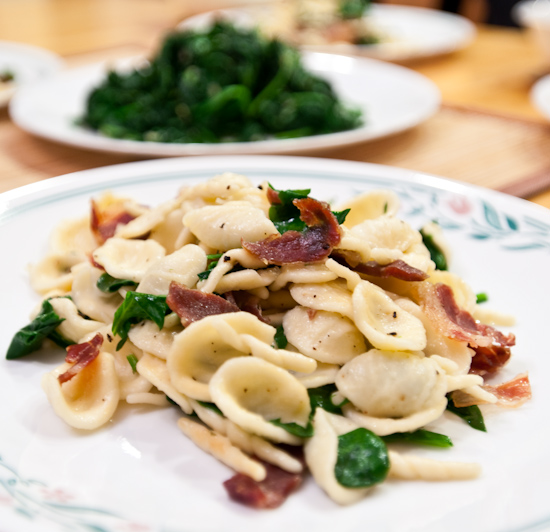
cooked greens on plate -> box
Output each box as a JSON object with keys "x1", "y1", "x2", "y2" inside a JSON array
[{"x1": 79, "y1": 21, "x2": 363, "y2": 144}]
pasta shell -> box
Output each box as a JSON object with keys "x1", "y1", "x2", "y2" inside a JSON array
[
  {"x1": 283, "y1": 306, "x2": 366, "y2": 364},
  {"x1": 136, "y1": 353, "x2": 192, "y2": 414},
  {"x1": 167, "y1": 312, "x2": 316, "y2": 401},
  {"x1": 49, "y1": 296, "x2": 104, "y2": 343},
  {"x1": 337, "y1": 190, "x2": 400, "y2": 228},
  {"x1": 209, "y1": 357, "x2": 311, "y2": 445},
  {"x1": 29, "y1": 253, "x2": 79, "y2": 295},
  {"x1": 290, "y1": 280, "x2": 354, "y2": 319},
  {"x1": 183, "y1": 202, "x2": 278, "y2": 252},
  {"x1": 92, "y1": 237, "x2": 166, "y2": 283},
  {"x1": 71, "y1": 262, "x2": 122, "y2": 323},
  {"x1": 352, "y1": 281, "x2": 427, "y2": 352},
  {"x1": 336, "y1": 349, "x2": 447, "y2": 420},
  {"x1": 128, "y1": 314, "x2": 183, "y2": 360},
  {"x1": 41, "y1": 351, "x2": 120, "y2": 430},
  {"x1": 137, "y1": 244, "x2": 206, "y2": 296}
]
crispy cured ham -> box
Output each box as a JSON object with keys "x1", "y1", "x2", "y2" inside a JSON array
[
  {"x1": 417, "y1": 283, "x2": 515, "y2": 351},
  {"x1": 91, "y1": 199, "x2": 136, "y2": 245},
  {"x1": 331, "y1": 251, "x2": 428, "y2": 282},
  {"x1": 451, "y1": 373, "x2": 531, "y2": 408},
  {"x1": 58, "y1": 333, "x2": 103, "y2": 384},
  {"x1": 223, "y1": 461, "x2": 304, "y2": 509},
  {"x1": 167, "y1": 282, "x2": 240, "y2": 327},
  {"x1": 242, "y1": 197, "x2": 341, "y2": 265}
]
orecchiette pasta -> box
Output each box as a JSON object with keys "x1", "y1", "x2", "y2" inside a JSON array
[{"x1": 10, "y1": 173, "x2": 527, "y2": 510}]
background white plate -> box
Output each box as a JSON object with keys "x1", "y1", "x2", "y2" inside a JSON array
[
  {"x1": 9, "y1": 53, "x2": 440, "y2": 156},
  {"x1": 531, "y1": 73, "x2": 550, "y2": 119},
  {"x1": 1, "y1": 155, "x2": 549, "y2": 532},
  {"x1": 180, "y1": 4, "x2": 476, "y2": 62},
  {"x1": 0, "y1": 41, "x2": 63, "y2": 108}
]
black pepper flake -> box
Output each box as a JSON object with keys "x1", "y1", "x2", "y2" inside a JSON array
[
  {"x1": 388, "y1": 332, "x2": 397, "y2": 336},
  {"x1": 392, "y1": 311, "x2": 397, "y2": 318},
  {"x1": 220, "y1": 223, "x2": 225, "y2": 229},
  {"x1": 107, "y1": 333, "x2": 113, "y2": 342},
  {"x1": 223, "y1": 255, "x2": 231, "y2": 262}
]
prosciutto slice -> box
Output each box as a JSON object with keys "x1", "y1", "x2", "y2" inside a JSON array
[
  {"x1": 451, "y1": 373, "x2": 531, "y2": 408},
  {"x1": 167, "y1": 282, "x2": 240, "y2": 327},
  {"x1": 242, "y1": 198, "x2": 341, "y2": 265},
  {"x1": 223, "y1": 461, "x2": 303, "y2": 509},
  {"x1": 58, "y1": 333, "x2": 103, "y2": 384},
  {"x1": 91, "y1": 199, "x2": 136, "y2": 245},
  {"x1": 483, "y1": 373, "x2": 531, "y2": 407},
  {"x1": 331, "y1": 251, "x2": 428, "y2": 282},
  {"x1": 417, "y1": 282, "x2": 515, "y2": 350},
  {"x1": 224, "y1": 291, "x2": 269, "y2": 324}
]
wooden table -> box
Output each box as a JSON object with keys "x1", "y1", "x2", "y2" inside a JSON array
[{"x1": 1, "y1": 0, "x2": 550, "y2": 208}]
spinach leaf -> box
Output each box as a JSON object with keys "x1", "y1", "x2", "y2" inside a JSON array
[
  {"x1": 446, "y1": 397, "x2": 487, "y2": 432},
  {"x1": 127, "y1": 354, "x2": 139, "y2": 374},
  {"x1": 197, "y1": 253, "x2": 224, "y2": 281},
  {"x1": 97, "y1": 273, "x2": 138, "y2": 293},
  {"x1": 308, "y1": 384, "x2": 347, "y2": 416},
  {"x1": 112, "y1": 291, "x2": 169, "y2": 349},
  {"x1": 268, "y1": 184, "x2": 350, "y2": 234},
  {"x1": 79, "y1": 22, "x2": 362, "y2": 144},
  {"x1": 269, "y1": 418, "x2": 314, "y2": 438},
  {"x1": 197, "y1": 401, "x2": 224, "y2": 416},
  {"x1": 273, "y1": 325, "x2": 288, "y2": 349},
  {"x1": 339, "y1": 0, "x2": 370, "y2": 19},
  {"x1": 476, "y1": 292, "x2": 489, "y2": 304},
  {"x1": 335, "y1": 428, "x2": 389, "y2": 488},
  {"x1": 6, "y1": 299, "x2": 74, "y2": 359},
  {"x1": 382, "y1": 429, "x2": 453, "y2": 448},
  {"x1": 420, "y1": 227, "x2": 448, "y2": 271},
  {"x1": 268, "y1": 184, "x2": 311, "y2": 234}
]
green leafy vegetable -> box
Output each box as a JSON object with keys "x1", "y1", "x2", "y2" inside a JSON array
[
  {"x1": 382, "y1": 429, "x2": 453, "y2": 448},
  {"x1": 97, "y1": 272, "x2": 138, "y2": 293},
  {"x1": 197, "y1": 253, "x2": 224, "y2": 281},
  {"x1": 6, "y1": 299, "x2": 74, "y2": 360},
  {"x1": 127, "y1": 354, "x2": 139, "y2": 374},
  {"x1": 79, "y1": 21, "x2": 362, "y2": 144},
  {"x1": 335, "y1": 428, "x2": 389, "y2": 488},
  {"x1": 112, "y1": 291, "x2": 169, "y2": 349},
  {"x1": 339, "y1": 0, "x2": 371, "y2": 19},
  {"x1": 273, "y1": 325, "x2": 288, "y2": 349},
  {"x1": 476, "y1": 292, "x2": 489, "y2": 304},
  {"x1": 197, "y1": 401, "x2": 224, "y2": 416},
  {"x1": 268, "y1": 185, "x2": 311, "y2": 233},
  {"x1": 268, "y1": 184, "x2": 350, "y2": 234},
  {"x1": 269, "y1": 418, "x2": 314, "y2": 438},
  {"x1": 420, "y1": 227, "x2": 448, "y2": 270},
  {"x1": 308, "y1": 384, "x2": 347, "y2": 415},
  {"x1": 0, "y1": 70, "x2": 14, "y2": 83},
  {"x1": 446, "y1": 397, "x2": 487, "y2": 432}
]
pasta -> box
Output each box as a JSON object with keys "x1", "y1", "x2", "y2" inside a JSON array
[{"x1": 7, "y1": 172, "x2": 530, "y2": 509}]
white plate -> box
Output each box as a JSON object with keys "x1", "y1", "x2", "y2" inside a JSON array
[
  {"x1": 0, "y1": 41, "x2": 63, "y2": 108},
  {"x1": 8, "y1": 53, "x2": 440, "y2": 156},
  {"x1": 531, "y1": 74, "x2": 550, "y2": 119},
  {"x1": 180, "y1": 4, "x2": 476, "y2": 62},
  {"x1": 1, "y1": 155, "x2": 549, "y2": 532}
]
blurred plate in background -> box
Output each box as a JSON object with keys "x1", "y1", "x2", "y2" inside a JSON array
[
  {"x1": 531, "y1": 74, "x2": 550, "y2": 119},
  {"x1": 9, "y1": 53, "x2": 440, "y2": 156},
  {"x1": 0, "y1": 41, "x2": 63, "y2": 108},
  {"x1": 180, "y1": 4, "x2": 476, "y2": 62}
]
